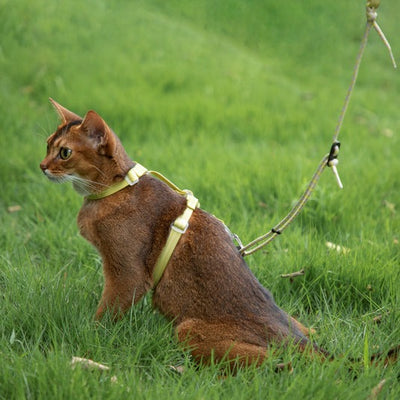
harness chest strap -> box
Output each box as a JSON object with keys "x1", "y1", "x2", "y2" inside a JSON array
[
  {"x1": 85, "y1": 163, "x2": 199, "y2": 286},
  {"x1": 153, "y1": 192, "x2": 199, "y2": 286}
]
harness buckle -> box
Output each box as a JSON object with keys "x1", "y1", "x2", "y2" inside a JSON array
[
  {"x1": 171, "y1": 217, "x2": 189, "y2": 234},
  {"x1": 124, "y1": 170, "x2": 140, "y2": 186},
  {"x1": 124, "y1": 163, "x2": 149, "y2": 186},
  {"x1": 185, "y1": 192, "x2": 199, "y2": 210}
]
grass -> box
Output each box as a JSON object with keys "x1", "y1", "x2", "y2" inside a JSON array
[{"x1": 1, "y1": 0, "x2": 399, "y2": 398}]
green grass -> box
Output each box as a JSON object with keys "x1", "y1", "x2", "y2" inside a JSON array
[{"x1": 1, "y1": 0, "x2": 400, "y2": 398}]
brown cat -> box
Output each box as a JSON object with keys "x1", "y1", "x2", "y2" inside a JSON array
[{"x1": 40, "y1": 99, "x2": 396, "y2": 370}]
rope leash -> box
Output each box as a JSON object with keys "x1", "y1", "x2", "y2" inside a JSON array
[
  {"x1": 239, "y1": 0, "x2": 396, "y2": 257},
  {"x1": 239, "y1": 154, "x2": 329, "y2": 256}
]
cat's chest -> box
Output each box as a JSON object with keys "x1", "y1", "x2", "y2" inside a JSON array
[
  {"x1": 77, "y1": 203, "x2": 104, "y2": 247},
  {"x1": 77, "y1": 201, "x2": 133, "y2": 249}
]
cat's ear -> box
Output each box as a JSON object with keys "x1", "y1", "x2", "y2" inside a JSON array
[
  {"x1": 80, "y1": 110, "x2": 116, "y2": 156},
  {"x1": 49, "y1": 98, "x2": 82, "y2": 124}
]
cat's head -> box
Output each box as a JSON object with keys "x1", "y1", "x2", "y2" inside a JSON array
[{"x1": 40, "y1": 99, "x2": 131, "y2": 196}]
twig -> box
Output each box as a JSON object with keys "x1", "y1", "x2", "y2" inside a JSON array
[
  {"x1": 281, "y1": 269, "x2": 305, "y2": 279},
  {"x1": 372, "y1": 311, "x2": 390, "y2": 324},
  {"x1": 367, "y1": 379, "x2": 386, "y2": 400},
  {"x1": 325, "y1": 241, "x2": 350, "y2": 254},
  {"x1": 169, "y1": 365, "x2": 185, "y2": 374},
  {"x1": 71, "y1": 357, "x2": 110, "y2": 371},
  {"x1": 7, "y1": 205, "x2": 22, "y2": 213},
  {"x1": 274, "y1": 361, "x2": 293, "y2": 373},
  {"x1": 367, "y1": 1, "x2": 397, "y2": 68}
]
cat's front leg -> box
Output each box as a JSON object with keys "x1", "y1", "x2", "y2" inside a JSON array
[
  {"x1": 95, "y1": 260, "x2": 151, "y2": 320},
  {"x1": 95, "y1": 283, "x2": 131, "y2": 320}
]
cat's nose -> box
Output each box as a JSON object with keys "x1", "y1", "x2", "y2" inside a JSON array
[{"x1": 39, "y1": 161, "x2": 48, "y2": 172}]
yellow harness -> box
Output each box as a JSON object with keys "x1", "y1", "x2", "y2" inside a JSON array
[{"x1": 85, "y1": 163, "x2": 199, "y2": 286}]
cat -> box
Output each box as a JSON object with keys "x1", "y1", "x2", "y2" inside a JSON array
[{"x1": 40, "y1": 99, "x2": 397, "y2": 370}]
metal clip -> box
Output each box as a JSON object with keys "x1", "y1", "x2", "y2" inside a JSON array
[{"x1": 327, "y1": 141, "x2": 343, "y2": 189}]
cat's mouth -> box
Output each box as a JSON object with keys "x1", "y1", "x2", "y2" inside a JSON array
[
  {"x1": 42, "y1": 170, "x2": 72, "y2": 184},
  {"x1": 42, "y1": 169, "x2": 101, "y2": 196}
]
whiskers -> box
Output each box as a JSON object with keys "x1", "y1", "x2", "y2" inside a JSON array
[
  {"x1": 69, "y1": 175, "x2": 109, "y2": 196},
  {"x1": 44, "y1": 170, "x2": 110, "y2": 197},
  {"x1": 69, "y1": 166, "x2": 109, "y2": 196},
  {"x1": 45, "y1": 172, "x2": 73, "y2": 184},
  {"x1": 91, "y1": 164, "x2": 107, "y2": 179}
]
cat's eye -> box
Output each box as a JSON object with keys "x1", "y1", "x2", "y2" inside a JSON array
[{"x1": 59, "y1": 147, "x2": 72, "y2": 160}]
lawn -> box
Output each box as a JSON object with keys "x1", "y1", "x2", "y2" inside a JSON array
[{"x1": 0, "y1": 0, "x2": 399, "y2": 398}]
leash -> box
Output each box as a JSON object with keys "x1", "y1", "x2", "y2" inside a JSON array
[{"x1": 238, "y1": 0, "x2": 396, "y2": 257}]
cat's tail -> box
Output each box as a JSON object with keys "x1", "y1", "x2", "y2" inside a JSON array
[
  {"x1": 289, "y1": 316, "x2": 399, "y2": 368},
  {"x1": 296, "y1": 336, "x2": 399, "y2": 369},
  {"x1": 364, "y1": 344, "x2": 399, "y2": 367}
]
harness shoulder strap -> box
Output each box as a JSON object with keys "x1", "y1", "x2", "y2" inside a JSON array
[{"x1": 152, "y1": 192, "x2": 199, "y2": 286}]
